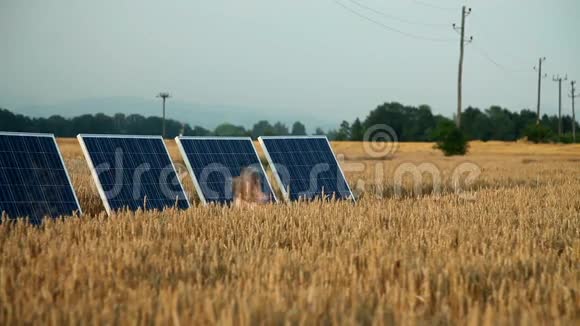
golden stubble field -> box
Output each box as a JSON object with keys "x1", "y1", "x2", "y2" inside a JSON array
[{"x1": 1, "y1": 139, "x2": 579, "y2": 325}]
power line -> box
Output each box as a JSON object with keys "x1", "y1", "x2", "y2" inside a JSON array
[
  {"x1": 412, "y1": 0, "x2": 456, "y2": 12},
  {"x1": 347, "y1": 0, "x2": 450, "y2": 27},
  {"x1": 334, "y1": 0, "x2": 455, "y2": 43},
  {"x1": 472, "y1": 44, "x2": 529, "y2": 74}
]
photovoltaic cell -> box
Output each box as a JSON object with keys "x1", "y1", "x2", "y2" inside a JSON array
[
  {"x1": 0, "y1": 132, "x2": 81, "y2": 224},
  {"x1": 176, "y1": 137, "x2": 276, "y2": 204},
  {"x1": 78, "y1": 134, "x2": 189, "y2": 214},
  {"x1": 258, "y1": 136, "x2": 354, "y2": 201}
]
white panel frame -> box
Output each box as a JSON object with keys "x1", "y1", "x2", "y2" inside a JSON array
[
  {"x1": 258, "y1": 136, "x2": 355, "y2": 202},
  {"x1": 77, "y1": 134, "x2": 190, "y2": 215},
  {"x1": 175, "y1": 136, "x2": 277, "y2": 205},
  {"x1": 0, "y1": 131, "x2": 83, "y2": 217}
]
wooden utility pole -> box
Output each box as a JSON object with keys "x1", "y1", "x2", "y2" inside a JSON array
[
  {"x1": 533, "y1": 57, "x2": 547, "y2": 124},
  {"x1": 453, "y1": 6, "x2": 472, "y2": 128},
  {"x1": 552, "y1": 75, "x2": 567, "y2": 137},
  {"x1": 570, "y1": 81, "x2": 579, "y2": 143},
  {"x1": 156, "y1": 92, "x2": 171, "y2": 138}
]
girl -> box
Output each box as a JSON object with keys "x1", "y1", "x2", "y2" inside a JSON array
[{"x1": 233, "y1": 168, "x2": 269, "y2": 207}]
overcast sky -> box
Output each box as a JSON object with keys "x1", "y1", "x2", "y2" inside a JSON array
[{"x1": 1, "y1": 0, "x2": 579, "y2": 123}]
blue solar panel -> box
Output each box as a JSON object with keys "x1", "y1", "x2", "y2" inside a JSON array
[
  {"x1": 258, "y1": 136, "x2": 354, "y2": 201},
  {"x1": 0, "y1": 132, "x2": 81, "y2": 224},
  {"x1": 78, "y1": 135, "x2": 189, "y2": 214},
  {"x1": 176, "y1": 137, "x2": 276, "y2": 204}
]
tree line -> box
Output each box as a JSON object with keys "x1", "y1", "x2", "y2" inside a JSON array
[
  {"x1": 1, "y1": 103, "x2": 578, "y2": 142},
  {"x1": 331, "y1": 102, "x2": 579, "y2": 143},
  {"x1": 0, "y1": 108, "x2": 307, "y2": 138}
]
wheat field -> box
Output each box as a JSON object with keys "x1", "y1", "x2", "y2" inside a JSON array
[{"x1": 0, "y1": 139, "x2": 579, "y2": 325}]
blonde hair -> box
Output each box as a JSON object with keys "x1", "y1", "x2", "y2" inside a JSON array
[{"x1": 233, "y1": 168, "x2": 266, "y2": 205}]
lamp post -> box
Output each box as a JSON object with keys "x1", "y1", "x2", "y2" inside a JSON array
[{"x1": 156, "y1": 92, "x2": 171, "y2": 138}]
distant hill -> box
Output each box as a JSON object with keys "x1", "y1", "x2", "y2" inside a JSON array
[{"x1": 12, "y1": 96, "x2": 336, "y2": 132}]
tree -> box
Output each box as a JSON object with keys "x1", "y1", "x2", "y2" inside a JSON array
[
  {"x1": 335, "y1": 121, "x2": 351, "y2": 141},
  {"x1": 252, "y1": 120, "x2": 274, "y2": 139},
  {"x1": 514, "y1": 109, "x2": 537, "y2": 139},
  {"x1": 326, "y1": 129, "x2": 338, "y2": 140},
  {"x1": 291, "y1": 121, "x2": 307, "y2": 135},
  {"x1": 44, "y1": 115, "x2": 71, "y2": 136},
  {"x1": 461, "y1": 107, "x2": 492, "y2": 141},
  {"x1": 214, "y1": 123, "x2": 247, "y2": 137},
  {"x1": 314, "y1": 127, "x2": 325, "y2": 135},
  {"x1": 432, "y1": 120, "x2": 469, "y2": 156},
  {"x1": 363, "y1": 102, "x2": 406, "y2": 140},
  {"x1": 1, "y1": 104, "x2": 578, "y2": 143},
  {"x1": 408, "y1": 105, "x2": 436, "y2": 141},
  {"x1": 486, "y1": 106, "x2": 516, "y2": 141},
  {"x1": 272, "y1": 122, "x2": 289, "y2": 136},
  {"x1": 125, "y1": 114, "x2": 147, "y2": 134},
  {"x1": 350, "y1": 118, "x2": 364, "y2": 141},
  {"x1": 189, "y1": 126, "x2": 211, "y2": 136},
  {"x1": 524, "y1": 124, "x2": 552, "y2": 143},
  {"x1": 113, "y1": 113, "x2": 126, "y2": 134}
]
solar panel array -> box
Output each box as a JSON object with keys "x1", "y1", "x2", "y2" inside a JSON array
[
  {"x1": 0, "y1": 132, "x2": 354, "y2": 221},
  {"x1": 176, "y1": 137, "x2": 276, "y2": 204},
  {"x1": 0, "y1": 132, "x2": 81, "y2": 223},
  {"x1": 78, "y1": 135, "x2": 189, "y2": 214},
  {"x1": 259, "y1": 136, "x2": 353, "y2": 201}
]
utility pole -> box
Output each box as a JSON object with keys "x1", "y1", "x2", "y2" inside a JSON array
[
  {"x1": 552, "y1": 75, "x2": 567, "y2": 137},
  {"x1": 533, "y1": 57, "x2": 547, "y2": 124},
  {"x1": 453, "y1": 6, "x2": 472, "y2": 128},
  {"x1": 570, "y1": 81, "x2": 579, "y2": 143},
  {"x1": 156, "y1": 92, "x2": 171, "y2": 138}
]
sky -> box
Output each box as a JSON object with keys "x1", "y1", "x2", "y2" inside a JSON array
[{"x1": 1, "y1": 0, "x2": 579, "y2": 126}]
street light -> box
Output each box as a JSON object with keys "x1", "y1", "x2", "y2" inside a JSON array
[{"x1": 156, "y1": 92, "x2": 171, "y2": 138}]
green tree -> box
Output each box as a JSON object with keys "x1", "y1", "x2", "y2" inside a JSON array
[
  {"x1": 524, "y1": 124, "x2": 552, "y2": 143},
  {"x1": 350, "y1": 118, "x2": 364, "y2": 141},
  {"x1": 214, "y1": 123, "x2": 247, "y2": 137},
  {"x1": 412, "y1": 105, "x2": 436, "y2": 141},
  {"x1": 432, "y1": 120, "x2": 469, "y2": 156},
  {"x1": 486, "y1": 106, "x2": 516, "y2": 141},
  {"x1": 326, "y1": 129, "x2": 338, "y2": 140},
  {"x1": 335, "y1": 121, "x2": 351, "y2": 141},
  {"x1": 461, "y1": 107, "x2": 492, "y2": 141},
  {"x1": 252, "y1": 120, "x2": 274, "y2": 139},
  {"x1": 513, "y1": 109, "x2": 537, "y2": 139},
  {"x1": 272, "y1": 122, "x2": 289, "y2": 136},
  {"x1": 291, "y1": 121, "x2": 307, "y2": 135},
  {"x1": 189, "y1": 126, "x2": 211, "y2": 136},
  {"x1": 363, "y1": 102, "x2": 406, "y2": 140}
]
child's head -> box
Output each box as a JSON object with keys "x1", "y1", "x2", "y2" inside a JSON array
[{"x1": 234, "y1": 168, "x2": 263, "y2": 202}]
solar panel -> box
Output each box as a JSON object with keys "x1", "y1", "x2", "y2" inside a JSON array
[
  {"x1": 78, "y1": 134, "x2": 190, "y2": 214},
  {"x1": 176, "y1": 137, "x2": 276, "y2": 204},
  {"x1": 258, "y1": 136, "x2": 354, "y2": 201},
  {"x1": 0, "y1": 132, "x2": 81, "y2": 224}
]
